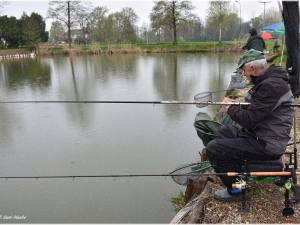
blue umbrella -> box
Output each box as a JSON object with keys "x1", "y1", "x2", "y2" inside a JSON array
[
  {"x1": 260, "y1": 22, "x2": 300, "y2": 35},
  {"x1": 260, "y1": 22, "x2": 300, "y2": 66}
]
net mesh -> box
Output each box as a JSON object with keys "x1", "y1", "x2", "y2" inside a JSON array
[
  {"x1": 169, "y1": 161, "x2": 211, "y2": 186},
  {"x1": 194, "y1": 92, "x2": 212, "y2": 108},
  {"x1": 194, "y1": 120, "x2": 223, "y2": 147}
]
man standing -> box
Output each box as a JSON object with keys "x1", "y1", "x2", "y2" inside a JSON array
[
  {"x1": 206, "y1": 49, "x2": 295, "y2": 201},
  {"x1": 273, "y1": 38, "x2": 280, "y2": 53},
  {"x1": 241, "y1": 28, "x2": 267, "y2": 52}
]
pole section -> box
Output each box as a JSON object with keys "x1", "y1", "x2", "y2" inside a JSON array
[
  {"x1": 235, "y1": 1, "x2": 241, "y2": 40},
  {"x1": 259, "y1": 1, "x2": 271, "y2": 27}
]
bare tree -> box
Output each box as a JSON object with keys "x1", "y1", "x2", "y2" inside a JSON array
[
  {"x1": 139, "y1": 22, "x2": 151, "y2": 43},
  {"x1": 265, "y1": 7, "x2": 282, "y2": 25},
  {"x1": 0, "y1": 1, "x2": 9, "y2": 15},
  {"x1": 150, "y1": 0, "x2": 197, "y2": 45},
  {"x1": 121, "y1": 7, "x2": 139, "y2": 25},
  {"x1": 47, "y1": 1, "x2": 91, "y2": 48},
  {"x1": 277, "y1": 0, "x2": 283, "y2": 18},
  {"x1": 75, "y1": 6, "x2": 92, "y2": 44}
]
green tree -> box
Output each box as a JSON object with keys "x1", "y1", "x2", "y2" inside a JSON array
[
  {"x1": 177, "y1": 17, "x2": 203, "y2": 42},
  {"x1": 104, "y1": 13, "x2": 121, "y2": 42},
  {"x1": 87, "y1": 6, "x2": 108, "y2": 43},
  {"x1": 49, "y1": 21, "x2": 65, "y2": 43},
  {"x1": 103, "y1": 7, "x2": 139, "y2": 43},
  {"x1": 20, "y1": 12, "x2": 49, "y2": 48},
  {"x1": 119, "y1": 7, "x2": 139, "y2": 43},
  {"x1": 150, "y1": 0, "x2": 197, "y2": 45},
  {"x1": 222, "y1": 13, "x2": 239, "y2": 41},
  {"x1": 241, "y1": 21, "x2": 251, "y2": 39},
  {"x1": 0, "y1": 16, "x2": 21, "y2": 47},
  {"x1": 47, "y1": 1, "x2": 91, "y2": 48},
  {"x1": 206, "y1": 1, "x2": 237, "y2": 42},
  {"x1": 250, "y1": 15, "x2": 264, "y2": 32}
]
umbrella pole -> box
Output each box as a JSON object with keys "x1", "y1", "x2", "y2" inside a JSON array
[{"x1": 280, "y1": 35, "x2": 285, "y2": 67}]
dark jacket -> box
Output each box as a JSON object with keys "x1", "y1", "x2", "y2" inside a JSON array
[
  {"x1": 227, "y1": 64, "x2": 295, "y2": 155},
  {"x1": 242, "y1": 28, "x2": 267, "y2": 52}
]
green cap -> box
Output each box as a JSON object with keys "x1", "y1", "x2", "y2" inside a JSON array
[{"x1": 236, "y1": 49, "x2": 265, "y2": 70}]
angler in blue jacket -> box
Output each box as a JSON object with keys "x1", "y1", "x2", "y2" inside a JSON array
[{"x1": 206, "y1": 49, "x2": 295, "y2": 201}]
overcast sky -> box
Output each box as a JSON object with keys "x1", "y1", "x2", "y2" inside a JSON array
[{"x1": 1, "y1": 0, "x2": 281, "y2": 31}]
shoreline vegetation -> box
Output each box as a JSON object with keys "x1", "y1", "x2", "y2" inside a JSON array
[
  {"x1": 0, "y1": 40, "x2": 277, "y2": 56},
  {"x1": 0, "y1": 40, "x2": 283, "y2": 65}
]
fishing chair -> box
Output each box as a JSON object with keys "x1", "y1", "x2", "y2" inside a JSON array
[{"x1": 234, "y1": 146, "x2": 300, "y2": 216}]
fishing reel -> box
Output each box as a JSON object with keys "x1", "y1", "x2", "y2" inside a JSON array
[
  {"x1": 232, "y1": 175, "x2": 250, "y2": 212},
  {"x1": 232, "y1": 176, "x2": 248, "y2": 190}
]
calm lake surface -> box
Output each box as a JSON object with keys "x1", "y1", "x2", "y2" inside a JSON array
[{"x1": 0, "y1": 52, "x2": 242, "y2": 223}]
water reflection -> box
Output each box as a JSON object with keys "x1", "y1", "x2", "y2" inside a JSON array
[
  {"x1": 0, "y1": 58, "x2": 51, "y2": 89},
  {"x1": 64, "y1": 57, "x2": 95, "y2": 129},
  {"x1": 0, "y1": 52, "x2": 243, "y2": 223}
]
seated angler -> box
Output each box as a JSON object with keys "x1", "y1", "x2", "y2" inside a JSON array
[{"x1": 206, "y1": 49, "x2": 295, "y2": 201}]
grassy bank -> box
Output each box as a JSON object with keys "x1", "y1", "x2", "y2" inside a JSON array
[
  {"x1": 35, "y1": 41, "x2": 246, "y2": 55},
  {"x1": 0, "y1": 40, "x2": 279, "y2": 57}
]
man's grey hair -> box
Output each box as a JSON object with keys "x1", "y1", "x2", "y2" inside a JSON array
[{"x1": 244, "y1": 59, "x2": 267, "y2": 69}]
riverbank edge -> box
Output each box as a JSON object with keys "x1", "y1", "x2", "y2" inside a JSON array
[
  {"x1": 0, "y1": 47, "x2": 244, "y2": 57},
  {"x1": 170, "y1": 58, "x2": 300, "y2": 224},
  {"x1": 0, "y1": 41, "x2": 252, "y2": 56}
]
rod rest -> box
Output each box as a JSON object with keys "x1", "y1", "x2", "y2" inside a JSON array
[{"x1": 246, "y1": 157, "x2": 283, "y2": 172}]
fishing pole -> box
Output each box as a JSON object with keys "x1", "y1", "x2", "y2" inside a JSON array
[
  {"x1": 0, "y1": 100, "x2": 299, "y2": 107},
  {"x1": 0, "y1": 100, "x2": 250, "y2": 105},
  {"x1": 0, "y1": 100, "x2": 300, "y2": 107},
  {"x1": 0, "y1": 171, "x2": 299, "y2": 180}
]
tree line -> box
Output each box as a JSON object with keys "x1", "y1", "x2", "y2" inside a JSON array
[
  {"x1": 0, "y1": 12, "x2": 48, "y2": 49},
  {"x1": 0, "y1": 1, "x2": 283, "y2": 49}
]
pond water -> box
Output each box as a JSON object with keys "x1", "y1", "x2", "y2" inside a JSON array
[{"x1": 0, "y1": 52, "x2": 242, "y2": 223}]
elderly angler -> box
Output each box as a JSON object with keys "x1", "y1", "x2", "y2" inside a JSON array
[{"x1": 206, "y1": 49, "x2": 295, "y2": 201}]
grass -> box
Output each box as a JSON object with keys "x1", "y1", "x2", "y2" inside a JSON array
[
  {"x1": 33, "y1": 41, "x2": 248, "y2": 55},
  {"x1": 171, "y1": 191, "x2": 185, "y2": 212},
  {"x1": 1, "y1": 39, "x2": 286, "y2": 56},
  {"x1": 249, "y1": 187, "x2": 264, "y2": 197}
]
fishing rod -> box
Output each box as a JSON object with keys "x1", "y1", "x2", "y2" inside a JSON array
[
  {"x1": 0, "y1": 171, "x2": 300, "y2": 180},
  {"x1": 0, "y1": 100, "x2": 300, "y2": 107},
  {"x1": 0, "y1": 100, "x2": 250, "y2": 105},
  {"x1": 1, "y1": 100, "x2": 299, "y2": 107}
]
